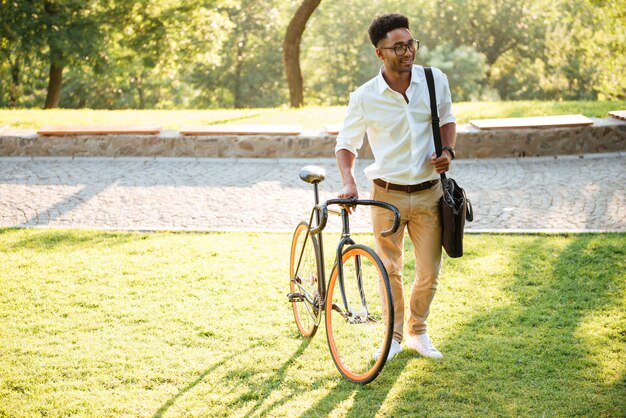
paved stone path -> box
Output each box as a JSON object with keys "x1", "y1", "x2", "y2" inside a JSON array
[{"x1": 0, "y1": 154, "x2": 624, "y2": 233}]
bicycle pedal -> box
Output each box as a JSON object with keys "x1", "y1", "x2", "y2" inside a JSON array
[
  {"x1": 287, "y1": 292, "x2": 305, "y2": 302},
  {"x1": 348, "y1": 315, "x2": 368, "y2": 324}
]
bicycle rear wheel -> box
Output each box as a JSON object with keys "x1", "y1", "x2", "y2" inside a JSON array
[
  {"x1": 289, "y1": 221, "x2": 322, "y2": 337},
  {"x1": 325, "y1": 244, "x2": 393, "y2": 384}
]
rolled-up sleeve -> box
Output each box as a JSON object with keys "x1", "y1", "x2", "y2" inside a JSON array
[
  {"x1": 438, "y1": 73, "x2": 456, "y2": 126},
  {"x1": 335, "y1": 92, "x2": 366, "y2": 157}
]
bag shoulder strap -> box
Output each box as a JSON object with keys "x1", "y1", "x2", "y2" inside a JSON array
[{"x1": 424, "y1": 66, "x2": 446, "y2": 182}]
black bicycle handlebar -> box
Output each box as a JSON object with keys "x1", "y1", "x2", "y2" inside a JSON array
[{"x1": 310, "y1": 198, "x2": 401, "y2": 237}]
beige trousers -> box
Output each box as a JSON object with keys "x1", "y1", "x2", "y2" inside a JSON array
[{"x1": 371, "y1": 181, "x2": 443, "y2": 342}]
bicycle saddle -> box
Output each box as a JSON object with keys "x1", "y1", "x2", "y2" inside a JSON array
[{"x1": 299, "y1": 165, "x2": 326, "y2": 184}]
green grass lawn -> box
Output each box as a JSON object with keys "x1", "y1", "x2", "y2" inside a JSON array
[
  {"x1": 1, "y1": 229, "x2": 624, "y2": 417},
  {"x1": 1, "y1": 100, "x2": 625, "y2": 130}
]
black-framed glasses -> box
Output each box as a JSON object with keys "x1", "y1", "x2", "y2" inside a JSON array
[{"x1": 379, "y1": 39, "x2": 420, "y2": 56}]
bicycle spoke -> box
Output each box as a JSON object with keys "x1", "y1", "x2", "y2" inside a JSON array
[
  {"x1": 326, "y1": 245, "x2": 393, "y2": 384},
  {"x1": 294, "y1": 280, "x2": 321, "y2": 325},
  {"x1": 289, "y1": 222, "x2": 321, "y2": 337}
]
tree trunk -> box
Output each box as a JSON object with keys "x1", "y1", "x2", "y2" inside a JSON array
[
  {"x1": 43, "y1": 0, "x2": 63, "y2": 109},
  {"x1": 44, "y1": 56, "x2": 63, "y2": 109},
  {"x1": 9, "y1": 59, "x2": 20, "y2": 108},
  {"x1": 283, "y1": 0, "x2": 321, "y2": 108},
  {"x1": 135, "y1": 73, "x2": 145, "y2": 109},
  {"x1": 234, "y1": 39, "x2": 246, "y2": 109}
]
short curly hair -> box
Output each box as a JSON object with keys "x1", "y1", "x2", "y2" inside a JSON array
[{"x1": 368, "y1": 13, "x2": 410, "y2": 47}]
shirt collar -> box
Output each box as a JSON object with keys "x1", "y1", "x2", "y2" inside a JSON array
[{"x1": 376, "y1": 65, "x2": 421, "y2": 94}]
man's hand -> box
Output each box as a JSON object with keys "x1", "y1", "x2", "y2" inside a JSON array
[
  {"x1": 430, "y1": 151, "x2": 452, "y2": 174},
  {"x1": 338, "y1": 182, "x2": 358, "y2": 214},
  {"x1": 336, "y1": 149, "x2": 359, "y2": 214}
]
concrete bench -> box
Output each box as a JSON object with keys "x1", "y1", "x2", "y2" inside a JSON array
[
  {"x1": 609, "y1": 110, "x2": 626, "y2": 121},
  {"x1": 324, "y1": 124, "x2": 342, "y2": 135},
  {"x1": 180, "y1": 124, "x2": 303, "y2": 136},
  {"x1": 469, "y1": 114, "x2": 593, "y2": 130},
  {"x1": 37, "y1": 125, "x2": 162, "y2": 135}
]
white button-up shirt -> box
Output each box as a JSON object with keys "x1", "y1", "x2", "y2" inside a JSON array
[{"x1": 335, "y1": 65, "x2": 455, "y2": 185}]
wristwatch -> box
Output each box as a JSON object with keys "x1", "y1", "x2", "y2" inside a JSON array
[{"x1": 442, "y1": 146, "x2": 456, "y2": 160}]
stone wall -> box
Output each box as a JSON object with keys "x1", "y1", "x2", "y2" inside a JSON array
[
  {"x1": 0, "y1": 117, "x2": 624, "y2": 159},
  {"x1": 455, "y1": 117, "x2": 626, "y2": 158}
]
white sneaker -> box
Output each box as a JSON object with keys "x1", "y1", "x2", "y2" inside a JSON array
[
  {"x1": 406, "y1": 333, "x2": 443, "y2": 359},
  {"x1": 373, "y1": 339, "x2": 403, "y2": 362}
]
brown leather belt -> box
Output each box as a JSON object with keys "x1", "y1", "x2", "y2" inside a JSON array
[{"x1": 374, "y1": 178, "x2": 439, "y2": 193}]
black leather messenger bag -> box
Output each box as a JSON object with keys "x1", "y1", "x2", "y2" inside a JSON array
[{"x1": 424, "y1": 67, "x2": 474, "y2": 258}]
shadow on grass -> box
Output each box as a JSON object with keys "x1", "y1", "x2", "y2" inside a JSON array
[
  {"x1": 151, "y1": 337, "x2": 315, "y2": 418},
  {"x1": 224, "y1": 337, "x2": 315, "y2": 416},
  {"x1": 297, "y1": 357, "x2": 409, "y2": 418},
  {"x1": 386, "y1": 234, "x2": 625, "y2": 416},
  {"x1": 152, "y1": 343, "x2": 264, "y2": 418},
  {"x1": 224, "y1": 333, "x2": 408, "y2": 418}
]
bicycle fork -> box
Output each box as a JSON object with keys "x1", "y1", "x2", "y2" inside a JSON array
[{"x1": 331, "y1": 209, "x2": 373, "y2": 323}]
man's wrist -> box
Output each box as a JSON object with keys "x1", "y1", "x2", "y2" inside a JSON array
[
  {"x1": 342, "y1": 178, "x2": 357, "y2": 187},
  {"x1": 442, "y1": 146, "x2": 455, "y2": 160}
]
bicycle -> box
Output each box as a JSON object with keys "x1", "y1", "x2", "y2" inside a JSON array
[{"x1": 288, "y1": 165, "x2": 401, "y2": 384}]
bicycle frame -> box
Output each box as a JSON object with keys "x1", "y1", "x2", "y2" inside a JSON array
[{"x1": 293, "y1": 182, "x2": 400, "y2": 319}]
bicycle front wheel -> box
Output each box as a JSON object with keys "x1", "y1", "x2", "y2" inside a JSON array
[
  {"x1": 326, "y1": 244, "x2": 394, "y2": 384},
  {"x1": 289, "y1": 221, "x2": 322, "y2": 337}
]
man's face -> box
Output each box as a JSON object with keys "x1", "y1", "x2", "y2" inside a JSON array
[{"x1": 376, "y1": 28, "x2": 415, "y2": 74}]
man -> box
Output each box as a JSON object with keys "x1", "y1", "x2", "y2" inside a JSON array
[{"x1": 335, "y1": 13, "x2": 456, "y2": 360}]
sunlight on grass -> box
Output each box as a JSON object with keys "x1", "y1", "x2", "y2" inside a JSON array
[
  {"x1": 576, "y1": 307, "x2": 626, "y2": 386},
  {"x1": 0, "y1": 229, "x2": 624, "y2": 417},
  {"x1": 1, "y1": 100, "x2": 625, "y2": 130}
]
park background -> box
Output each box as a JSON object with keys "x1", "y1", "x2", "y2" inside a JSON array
[
  {"x1": 1, "y1": 1, "x2": 625, "y2": 417},
  {"x1": 1, "y1": 0, "x2": 624, "y2": 111}
]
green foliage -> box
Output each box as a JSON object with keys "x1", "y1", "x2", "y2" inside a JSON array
[
  {"x1": 60, "y1": 0, "x2": 230, "y2": 109},
  {"x1": 189, "y1": 0, "x2": 290, "y2": 109},
  {"x1": 0, "y1": 230, "x2": 624, "y2": 416},
  {"x1": 300, "y1": 0, "x2": 382, "y2": 105},
  {"x1": 0, "y1": 0, "x2": 624, "y2": 108},
  {"x1": 420, "y1": 44, "x2": 489, "y2": 101}
]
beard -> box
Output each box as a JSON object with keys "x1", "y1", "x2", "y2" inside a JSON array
[{"x1": 392, "y1": 57, "x2": 414, "y2": 73}]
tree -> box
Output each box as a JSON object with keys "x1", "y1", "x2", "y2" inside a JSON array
[
  {"x1": 58, "y1": 0, "x2": 226, "y2": 109},
  {"x1": 40, "y1": 0, "x2": 106, "y2": 108},
  {"x1": 488, "y1": 0, "x2": 625, "y2": 100},
  {"x1": 211, "y1": 0, "x2": 286, "y2": 108},
  {"x1": 283, "y1": 0, "x2": 320, "y2": 107},
  {"x1": 0, "y1": 1, "x2": 43, "y2": 107},
  {"x1": 420, "y1": 44, "x2": 488, "y2": 101},
  {"x1": 422, "y1": 0, "x2": 549, "y2": 84},
  {"x1": 299, "y1": 0, "x2": 382, "y2": 105}
]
